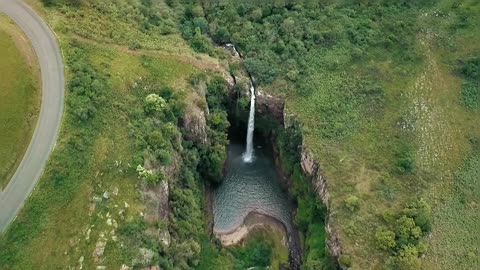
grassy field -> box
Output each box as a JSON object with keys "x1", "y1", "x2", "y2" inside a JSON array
[
  {"x1": 0, "y1": 15, "x2": 40, "y2": 189},
  {"x1": 289, "y1": 2, "x2": 480, "y2": 269}
]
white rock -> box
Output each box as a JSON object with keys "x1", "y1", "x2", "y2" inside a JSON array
[
  {"x1": 78, "y1": 256, "x2": 84, "y2": 269},
  {"x1": 86, "y1": 229, "x2": 91, "y2": 241},
  {"x1": 93, "y1": 239, "x2": 106, "y2": 258}
]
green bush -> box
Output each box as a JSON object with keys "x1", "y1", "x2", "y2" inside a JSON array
[
  {"x1": 461, "y1": 81, "x2": 479, "y2": 110},
  {"x1": 402, "y1": 198, "x2": 432, "y2": 233},
  {"x1": 458, "y1": 56, "x2": 480, "y2": 110},
  {"x1": 344, "y1": 196, "x2": 360, "y2": 212},
  {"x1": 375, "y1": 228, "x2": 396, "y2": 251},
  {"x1": 67, "y1": 44, "x2": 108, "y2": 122},
  {"x1": 338, "y1": 254, "x2": 353, "y2": 268},
  {"x1": 396, "y1": 244, "x2": 421, "y2": 270}
]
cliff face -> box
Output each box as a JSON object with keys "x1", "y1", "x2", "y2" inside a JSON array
[
  {"x1": 300, "y1": 148, "x2": 342, "y2": 259},
  {"x1": 183, "y1": 90, "x2": 209, "y2": 145},
  {"x1": 183, "y1": 105, "x2": 208, "y2": 145}
]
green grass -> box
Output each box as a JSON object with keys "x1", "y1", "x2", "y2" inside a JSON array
[
  {"x1": 0, "y1": 16, "x2": 40, "y2": 189},
  {"x1": 424, "y1": 151, "x2": 480, "y2": 270}
]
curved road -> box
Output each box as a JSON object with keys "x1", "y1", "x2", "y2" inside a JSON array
[{"x1": 0, "y1": 0, "x2": 64, "y2": 232}]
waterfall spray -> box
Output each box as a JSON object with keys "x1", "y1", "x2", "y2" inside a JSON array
[{"x1": 243, "y1": 82, "x2": 256, "y2": 163}]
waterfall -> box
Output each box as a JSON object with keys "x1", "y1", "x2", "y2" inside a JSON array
[
  {"x1": 225, "y1": 43, "x2": 255, "y2": 163},
  {"x1": 243, "y1": 81, "x2": 256, "y2": 163}
]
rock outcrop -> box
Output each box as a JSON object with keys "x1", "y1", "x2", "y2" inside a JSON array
[
  {"x1": 183, "y1": 104, "x2": 208, "y2": 145},
  {"x1": 256, "y1": 90, "x2": 285, "y2": 125}
]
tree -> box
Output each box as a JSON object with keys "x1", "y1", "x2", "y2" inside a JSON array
[
  {"x1": 191, "y1": 27, "x2": 211, "y2": 53},
  {"x1": 213, "y1": 27, "x2": 231, "y2": 43},
  {"x1": 281, "y1": 17, "x2": 295, "y2": 34},
  {"x1": 395, "y1": 216, "x2": 421, "y2": 246}
]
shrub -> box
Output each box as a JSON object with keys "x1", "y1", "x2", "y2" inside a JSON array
[
  {"x1": 191, "y1": 28, "x2": 211, "y2": 53},
  {"x1": 461, "y1": 81, "x2": 479, "y2": 110},
  {"x1": 146, "y1": 131, "x2": 165, "y2": 149},
  {"x1": 232, "y1": 239, "x2": 272, "y2": 268},
  {"x1": 458, "y1": 56, "x2": 480, "y2": 110},
  {"x1": 145, "y1": 94, "x2": 166, "y2": 113},
  {"x1": 375, "y1": 228, "x2": 396, "y2": 251},
  {"x1": 396, "y1": 244, "x2": 421, "y2": 270},
  {"x1": 213, "y1": 27, "x2": 231, "y2": 44},
  {"x1": 402, "y1": 198, "x2": 432, "y2": 233},
  {"x1": 338, "y1": 254, "x2": 353, "y2": 268},
  {"x1": 344, "y1": 196, "x2": 360, "y2": 212},
  {"x1": 395, "y1": 216, "x2": 421, "y2": 245},
  {"x1": 136, "y1": 165, "x2": 161, "y2": 185},
  {"x1": 157, "y1": 149, "x2": 171, "y2": 165}
]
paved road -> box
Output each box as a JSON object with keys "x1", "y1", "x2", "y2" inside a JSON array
[{"x1": 0, "y1": 0, "x2": 64, "y2": 233}]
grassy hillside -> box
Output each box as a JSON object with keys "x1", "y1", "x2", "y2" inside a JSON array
[{"x1": 0, "y1": 16, "x2": 40, "y2": 189}]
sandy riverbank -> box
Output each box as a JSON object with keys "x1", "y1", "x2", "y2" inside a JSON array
[{"x1": 214, "y1": 211, "x2": 288, "y2": 246}]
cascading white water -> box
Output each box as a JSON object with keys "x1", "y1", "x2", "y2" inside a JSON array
[{"x1": 242, "y1": 82, "x2": 255, "y2": 163}]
